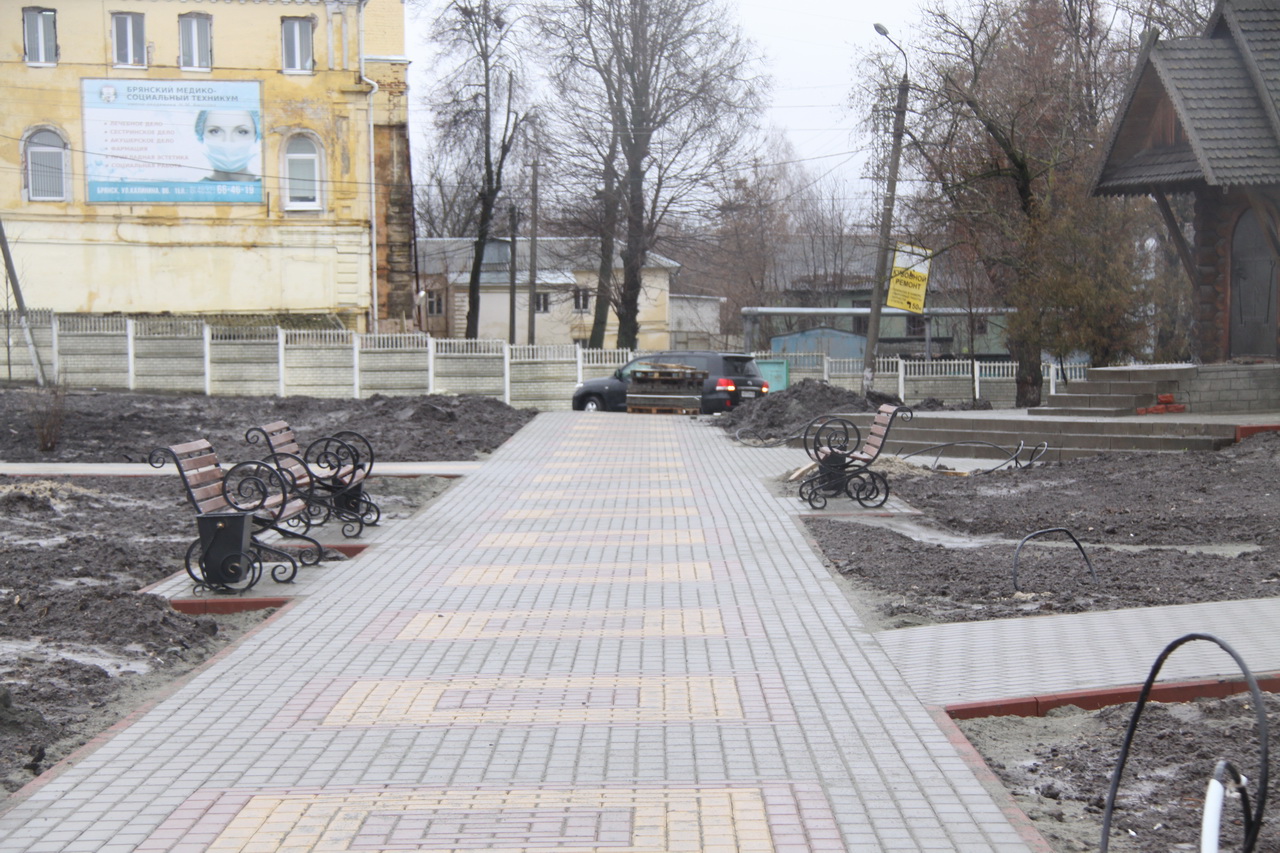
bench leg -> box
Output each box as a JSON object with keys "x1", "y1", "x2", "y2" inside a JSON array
[
  {"x1": 251, "y1": 538, "x2": 300, "y2": 584},
  {"x1": 256, "y1": 522, "x2": 324, "y2": 568},
  {"x1": 847, "y1": 470, "x2": 890, "y2": 508}
]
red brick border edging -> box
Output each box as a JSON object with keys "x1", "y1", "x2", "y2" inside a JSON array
[{"x1": 946, "y1": 671, "x2": 1280, "y2": 719}]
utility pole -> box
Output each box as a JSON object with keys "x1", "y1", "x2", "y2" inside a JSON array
[
  {"x1": 0, "y1": 215, "x2": 47, "y2": 386},
  {"x1": 862, "y1": 24, "x2": 909, "y2": 396},
  {"x1": 508, "y1": 205, "x2": 518, "y2": 345},
  {"x1": 527, "y1": 155, "x2": 538, "y2": 345}
]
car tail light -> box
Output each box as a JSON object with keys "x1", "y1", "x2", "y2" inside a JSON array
[
  {"x1": 715, "y1": 377, "x2": 736, "y2": 392},
  {"x1": 762, "y1": 381, "x2": 769, "y2": 393}
]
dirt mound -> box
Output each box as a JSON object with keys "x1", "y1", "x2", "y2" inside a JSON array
[
  {"x1": 713, "y1": 379, "x2": 902, "y2": 441},
  {"x1": 714, "y1": 379, "x2": 996, "y2": 441},
  {"x1": 0, "y1": 389, "x2": 536, "y2": 463}
]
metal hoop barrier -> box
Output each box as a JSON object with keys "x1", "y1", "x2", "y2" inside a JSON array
[
  {"x1": 897, "y1": 439, "x2": 1050, "y2": 473},
  {"x1": 1100, "y1": 633, "x2": 1269, "y2": 852},
  {"x1": 1011, "y1": 527, "x2": 1097, "y2": 592}
]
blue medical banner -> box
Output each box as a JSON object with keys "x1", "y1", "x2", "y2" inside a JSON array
[{"x1": 83, "y1": 79, "x2": 264, "y2": 203}]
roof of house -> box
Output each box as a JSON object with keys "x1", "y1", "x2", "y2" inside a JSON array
[
  {"x1": 416, "y1": 238, "x2": 679, "y2": 286},
  {"x1": 1093, "y1": 0, "x2": 1280, "y2": 196}
]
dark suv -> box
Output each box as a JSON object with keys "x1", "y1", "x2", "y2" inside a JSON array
[{"x1": 572, "y1": 351, "x2": 769, "y2": 414}]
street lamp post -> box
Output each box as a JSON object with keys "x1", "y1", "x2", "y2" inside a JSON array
[{"x1": 862, "y1": 24, "x2": 909, "y2": 396}]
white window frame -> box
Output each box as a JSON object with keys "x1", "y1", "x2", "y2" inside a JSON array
[
  {"x1": 112, "y1": 12, "x2": 145, "y2": 67},
  {"x1": 283, "y1": 134, "x2": 323, "y2": 211},
  {"x1": 533, "y1": 292, "x2": 550, "y2": 314},
  {"x1": 572, "y1": 288, "x2": 592, "y2": 313},
  {"x1": 425, "y1": 291, "x2": 445, "y2": 316},
  {"x1": 23, "y1": 8, "x2": 57, "y2": 65},
  {"x1": 25, "y1": 129, "x2": 68, "y2": 202},
  {"x1": 281, "y1": 17, "x2": 314, "y2": 73},
  {"x1": 179, "y1": 13, "x2": 212, "y2": 70}
]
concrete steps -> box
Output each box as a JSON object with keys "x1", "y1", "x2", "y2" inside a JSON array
[
  {"x1": 812, "y1": 411, "x2": 1236, "y2": 462},
  {"x1": 1032, "y1": 365, "x2": 1198, "y2": 418}
]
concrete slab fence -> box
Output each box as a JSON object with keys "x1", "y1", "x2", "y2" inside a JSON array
[{"x1": 0, "y1": 311, "x2": 1083, "y2": 409}]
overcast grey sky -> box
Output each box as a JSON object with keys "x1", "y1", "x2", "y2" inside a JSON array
[
  {"x1": 407, "y1": 0, "x2": 923, "y2": 204},
  {"x1": 735, "y1": 0, "x2": 919, "y2": 193}
]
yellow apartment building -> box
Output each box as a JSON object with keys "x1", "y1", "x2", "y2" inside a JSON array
[{"x1": 1, "y1": 0, "x2": 412, "y2": 330}]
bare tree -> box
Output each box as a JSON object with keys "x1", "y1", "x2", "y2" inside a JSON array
[
  {"x1": 537, "y1": 0, "x2": 766, "y2": 349},
  {"x1": 858, "y1": 0, "x2": 1149, "y2": 405},
  {"x1": 414, "y1": 145, "x2": 482, "y2": 238},
  {"x1": 429, "y1": 0, "x2": 528, "y2": 338}
]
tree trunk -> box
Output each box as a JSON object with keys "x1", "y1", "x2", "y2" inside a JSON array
[
  {"x1": 1009, "y1": 334, "x2": 1043, "y2": 408},
  {"x1": 465, "y1": 191, "x2": 496, "y2": 339},
  {"x1": 617, "y1": 151, "x2": 646, "y2": 349},
  {"x1": 589, "y1": 159, "x2": 620, "y2": 349}
]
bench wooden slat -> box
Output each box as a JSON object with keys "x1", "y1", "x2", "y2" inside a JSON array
[{"x1": 169, "y1": 438, "x2": 214, "y2": 455}]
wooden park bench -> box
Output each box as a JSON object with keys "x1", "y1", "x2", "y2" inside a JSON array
[
  {"x1": 798, "y1": 404, "x2": 914, "y2": 510},
  {"x1": 244, "y1": 421, "x2": 380, "y2": 537},
  {"x1": 149, "y1": 438, "x2": 324, "y2": 593}
]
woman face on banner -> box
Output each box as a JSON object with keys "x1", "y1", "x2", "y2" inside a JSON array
[{"x1": 196, "y1": 109, "x2": 260, "y2": 179}]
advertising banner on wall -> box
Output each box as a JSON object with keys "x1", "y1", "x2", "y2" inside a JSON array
[
  {"x1": 886, "y1": 244, "x2": 931, "y2": 314},
  {"x1": 82, "y1": 79, "x2": 263, "y2": 203}
]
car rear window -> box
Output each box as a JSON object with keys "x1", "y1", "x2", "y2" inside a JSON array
[{"x1": 722, "y1": 356, "x2": 761, "y2": 377}]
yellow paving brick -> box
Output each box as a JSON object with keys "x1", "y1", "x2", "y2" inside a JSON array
[
  {"x1": 205, "y1": 788, "x2": 773, "y2": 852},
  {"x1": 476, "y1": 530, "x2": 704, "y2": 548},
  {"x1": 396, "y1": 608, "x2": 726, "y2": 640},
  {"x1": 517, "y1": 489, "x2": 694, "y2": 500},
  {"x1": 500, "y1": 507, "x2": 697, "y2": 519},
  {"x1": 544, "y1": 461, "x2": 681, "y2": 468},
  {"x1": 319, "y1": 675, "x2": 744, "y2": 725}
]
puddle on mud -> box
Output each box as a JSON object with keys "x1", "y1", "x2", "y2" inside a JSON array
[{"x1": 0, "y1": 639, "x2": 152, "y2": 676}]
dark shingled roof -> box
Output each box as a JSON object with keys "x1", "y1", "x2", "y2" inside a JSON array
[{"x1": 1093, "y1": 0, "x2": 1280, "y2": 196}]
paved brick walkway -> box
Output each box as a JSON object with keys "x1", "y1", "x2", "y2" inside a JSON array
[{"x1": 1, "y1": 413, "x2": 1047, "y2": 851}]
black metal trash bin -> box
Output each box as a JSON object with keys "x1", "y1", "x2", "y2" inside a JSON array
[
  {"x1": 334, "y1": 481, "x2": 365, "y2": 515},
  {"x1": 195, "y1": 511, "x2": 254, "y2": 586}
]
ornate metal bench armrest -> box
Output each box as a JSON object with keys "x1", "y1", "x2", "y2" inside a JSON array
[
  {"x1": 304, "y1": 433, "x2": 368, "y2": 487},
  {"x1": 222, "y1": 459, "x2": 291, "y2": 518},
  {"x1": 262, "y1": 448, "x2": 319, "y2": 498},
  {"x1": 330, "y1": 429, "x2": 376, "y2": 478},
  {"x1": 803, "y1": 415, "x2": 862, "y2": 466}
]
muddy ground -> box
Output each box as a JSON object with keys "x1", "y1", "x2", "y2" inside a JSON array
[
  {"x1": 0, "y1": 388, "x2": 531, "y2": 800},
  {"x1": 720, "y1": 379, "x2": 1280, "y2": 852}
]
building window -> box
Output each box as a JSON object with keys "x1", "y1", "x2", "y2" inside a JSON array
[
  {"x1": 906, "y1": 315, "x2": 927, "y2": 336},
  {"x1": 281, "y1": 17, "x2": 314, "y2": 72},
  {"x1": 23, "y1": 8, "x2": 57, "y2": 64},
  {"x1": 572, "y1": 288, "x2": 592, "y2": 313},
  {"x1": 973, "y1": 316, "x2": 988, "y2": 336},
  {"x1": 112, "y1": 12, "x2": 145, "y2": 66},
  {"x1": 283, "y1": 135, "x2": 321, "y2": 209},
  {"x1": 179, "y1": 13, "x2": 212, "y2": 69},
  {"x1": 533, "y1": 293, "x2": 550, "y2": 314},
  {"x1": 424, "y1": 291, "x2": 444, "y2": 316},
  {"x1": 25, "y1": 129, "x2": 67, "y2": 201}
]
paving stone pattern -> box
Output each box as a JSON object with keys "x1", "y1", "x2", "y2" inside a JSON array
[{"x1": 0, "y1": 413, "x2": 1037, "y2": 852}]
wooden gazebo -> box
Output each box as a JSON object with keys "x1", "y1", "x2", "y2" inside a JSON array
[{"x1": 1092, "y1": 0, "x2": 1280, "y2": 361}]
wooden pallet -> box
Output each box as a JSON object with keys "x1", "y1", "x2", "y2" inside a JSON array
[{"x1": 626, "y1": 403, "x2": 700, "y2": 415}]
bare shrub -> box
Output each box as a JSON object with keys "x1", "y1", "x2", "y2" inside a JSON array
[{"x1": 25, "y1": 384, "x2": 65, "y2": 453}]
